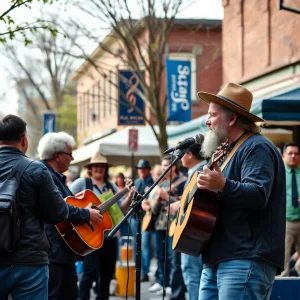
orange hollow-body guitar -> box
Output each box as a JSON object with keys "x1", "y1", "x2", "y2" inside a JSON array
[{"x1": 56, "y1": 182, "x2": 132, "y2": 256}]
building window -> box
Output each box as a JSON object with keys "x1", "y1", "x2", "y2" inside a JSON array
[
  {"x1": 92, "y1": 85, "x2": 96, "y2": 122},
  {"x1": 109, "y1": 71, "x2": 112, "y2": 115},
  {"x1": 98, "y1": 80, "x2": 101, "y2": 123},
  {"x1": 86, "y1": 90, "x2": 89, "y2": 127},
  {"x1": 79, "y1": 95, "x2": 83, "y2": 130},
  {"x1": 103, "y1": 76, "x2": 106, "y2": 118}
]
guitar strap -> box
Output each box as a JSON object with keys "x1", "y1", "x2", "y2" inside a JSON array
[{"x1": 220, "y1": 132, "x2": 254, "y2": 172}]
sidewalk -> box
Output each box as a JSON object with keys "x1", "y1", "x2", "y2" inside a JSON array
[{"x1": 90, "y1": 258, "x2": 188, "y2": 299}]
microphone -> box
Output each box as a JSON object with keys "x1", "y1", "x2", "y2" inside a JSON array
[{"x1": 163, "y1": 133, "x2": 204, "y2": 154}]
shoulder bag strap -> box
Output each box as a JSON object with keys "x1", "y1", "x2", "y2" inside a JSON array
[
  {"x1": 7, "y1": 158, "x2": 33, "y2": 182},
  {"x1": 85, "y1": 177, "x2": 94, "y2": 191},
  {"x1": 220, "y1": 132, "x2": 254, "y2": 172}
]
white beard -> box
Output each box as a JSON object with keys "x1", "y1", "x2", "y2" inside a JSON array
[{"x1": 201, "y1": 126, "x2": 228, "y2": 158}]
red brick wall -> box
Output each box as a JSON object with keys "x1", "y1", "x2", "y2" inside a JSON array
[
  {"x1": 222, "y1": 0, "x2": 300, "y2": 84},
  {"x1": 167, "y1": 27, "x2": 222, "y2": 117}
]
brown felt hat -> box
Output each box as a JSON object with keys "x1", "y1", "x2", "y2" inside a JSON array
[
  {"x1": 197, "y1": 82, "x2": 264, "y2": 123},
  {"x1": 84, "y1": 152, "x2": 110, "y2": 168}
]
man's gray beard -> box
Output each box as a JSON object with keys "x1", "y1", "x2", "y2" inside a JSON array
[{"x1": 201, "y1": 127, "x2": 228, "y2": 158}]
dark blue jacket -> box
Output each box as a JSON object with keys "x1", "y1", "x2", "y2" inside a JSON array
[
  {"x1": 0, "y1": 147, "x2": 68, "y2": 265},
  {"x1": 40, "y1": 160, "x2": 90, "y2": 264},
  {"x1": 134, "y1": 174, "x2": 154, "y2": 195},
  {"x1": 202, "y1": 134, "x2": 286, "y2": 271}
]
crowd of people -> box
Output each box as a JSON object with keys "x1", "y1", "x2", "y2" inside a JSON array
[{"x1": 0, "y1": 82, "x2": 299, "y2": 300}]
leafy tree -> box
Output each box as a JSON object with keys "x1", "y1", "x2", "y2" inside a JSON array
[
  {"x1": 56, "y1": 93, "x2": 77, "y2": 139},
  {"x1": 1, "y1": 10, "x2": 78, "y2": 158},
  {"x1": 0, "y1": 0, "x2": 59, "y2": 45},
  {"x1": 67, "y1": 0, "x2": 196, "y2": 155}
]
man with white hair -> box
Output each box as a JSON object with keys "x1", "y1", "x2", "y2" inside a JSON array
[{"x1": 37, "y1": 132, "x2": 103, "y2": 300}]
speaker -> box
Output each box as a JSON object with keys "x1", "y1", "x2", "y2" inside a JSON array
[{"x1": 270, "y1": 277, "x2": 300, "y2": 300}]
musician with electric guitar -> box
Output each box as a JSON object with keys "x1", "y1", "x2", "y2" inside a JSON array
[
  {"x1": 182, "y1": 83, "x2": 285, "y2": 300},
  {"x1": 141, "y1": 154, "x2": 186, "y2": 297}
]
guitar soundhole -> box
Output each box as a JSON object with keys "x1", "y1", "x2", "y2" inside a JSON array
[{"x1": 182, "y1": 192, "x2": 190, "y2": 215}]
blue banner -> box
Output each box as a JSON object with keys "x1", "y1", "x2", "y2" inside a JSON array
[
  {"x1": 166, "y1": 59, "x2": 192, "y2": 122},
  {"x1": 118, "y1": 71, "x2": 145, "y2": 125},
  {"x1": 43, "y1": 113, "x2": 56, "y2": 135}
]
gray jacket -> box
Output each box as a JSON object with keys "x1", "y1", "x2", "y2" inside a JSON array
[{"x1": 0, "y1": 147, "x2": 69, "y2": 265}]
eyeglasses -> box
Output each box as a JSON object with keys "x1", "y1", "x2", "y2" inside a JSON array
[{"x1": 57, "y1": 151, "x2": 73, "y2": 158}]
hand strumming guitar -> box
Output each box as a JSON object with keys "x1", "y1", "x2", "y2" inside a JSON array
[
  {"x1": 85, "y1": 202, "x2": 103, "y2": 223},
  {"x1": 141, "y1": 199, "x2": 151, "y2": 212},
  {"x1": 165, "y1": 200, "x2": 180, "y2": 216},
  {"x1": 196, "y1": 162, "x2": 226, "y2": 192},
  {"x1": 157, "y1": 187, "x2": 169, "y2": 201}
]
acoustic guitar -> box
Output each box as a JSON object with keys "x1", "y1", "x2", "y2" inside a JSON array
[
  {"x1": 172, "y1": 142, "x2": 229, "y2": 257},
  {"x1": 142, "y1": 176, "x2": 187, "y2": 232},
  {"x1": 56, "y1": 181, "x2": 133, "y2": 256}
]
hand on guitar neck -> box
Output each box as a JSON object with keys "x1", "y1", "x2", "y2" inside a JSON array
[{"x1": 197, "y1": 161, "x2": 226, "y2": 192}]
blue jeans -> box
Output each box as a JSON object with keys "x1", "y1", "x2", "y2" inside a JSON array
[
  {"x1": 199, "y1": 259, "x2": 277, "y2": 300},
  {"x1": 141, "y1": 230, "x2": 153, "y2": 276},
  {"x1": 0, "y1": 265, "x2": 48, "y2": 300},
  {"x1": 170, "y1": 251, "x2": 186, "y2": 300},
  {"x1": 155, "y1": 230, "x2": 173, "y2": 286},
  {"x1": 181, "y1": 254, "x2": 203, "y2": 300}
]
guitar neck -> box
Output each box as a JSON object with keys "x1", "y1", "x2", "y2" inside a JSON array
[
  {"x1": 206, "y1": 156, "x2": 215, "y2": 170},
  {"x1": 190, "y1": 157, "x2": 214, "y2": 195},
  {"x1": 98, "y1": 187, "x2": 129, "y2": 213}
]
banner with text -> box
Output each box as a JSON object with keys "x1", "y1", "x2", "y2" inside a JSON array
[
  {"x1": 118, "y1": 70, "x2": 145, "y2": 125},
  {"x1": 166, "y1": 59, "x2": 192, "y2": 122},
  {"x1": 43, "y1": 113, "x2": 56, "y2": 135}
]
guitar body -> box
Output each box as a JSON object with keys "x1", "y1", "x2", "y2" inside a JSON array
[
  {"x1": 168, "y1": 219, "x2": 176, "y2": 237},
  {"x1": 172, "y1": 172, "x2": 222, "y2": 257},
  {"x1": 56, "y1": 189, "x2": 113, "y2": 256},
  {"x1": 142, "y1": 211, "x2": 155, "y2": 231}
]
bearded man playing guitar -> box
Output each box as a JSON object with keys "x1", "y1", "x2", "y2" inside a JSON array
[{"x1": 195, "y1": 83, "x2": 285, "y2": 300}]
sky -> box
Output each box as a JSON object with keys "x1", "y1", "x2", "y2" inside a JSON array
[{"x1": 0, "y1": 0, "x2": 223, "y2": 115}]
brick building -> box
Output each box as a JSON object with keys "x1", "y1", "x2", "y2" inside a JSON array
[
  {"x1": 222, "y1": 0, "x2": 300, "y2": 144},
  {"x1": 168, "y1": 1, "x2": 300, "y2": 146},
  {"x1": 71, "y1": 18, "x2": 222, "y2": 165}
]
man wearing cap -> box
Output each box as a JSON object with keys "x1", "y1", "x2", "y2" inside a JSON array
[
  {"x1": 134, "y1": 159, "x2": 154, "y2": 282},
  {"x1": 195, "y1": 83, "x2": 285, "y2": 299}
]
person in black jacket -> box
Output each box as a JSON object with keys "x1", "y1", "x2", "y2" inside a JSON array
[
  {"x1": 0, "y1": 115, "x2": 69, "y2": 300},
  {"x1": 37, "y1": 131, "x2": 103, "y2": 300}
]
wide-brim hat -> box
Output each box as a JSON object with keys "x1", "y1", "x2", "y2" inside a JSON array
[
  {"x1": 197, "y1": 82, "x2": 264, "y2": 123},
  {"x1": 84, "y1": 152, "x2": 111, "y2": 168}
]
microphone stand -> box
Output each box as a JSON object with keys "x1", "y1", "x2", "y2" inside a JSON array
[{"x1": 108, "y1": 149, "x2": 187, "y2": 300}]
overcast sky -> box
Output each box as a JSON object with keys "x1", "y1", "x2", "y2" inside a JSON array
[{"x1": 0, "y1": 0, "x2": 223, "y2": 115}]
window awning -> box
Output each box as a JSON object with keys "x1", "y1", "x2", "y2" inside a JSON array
[
  {"x1": 72, "y1": 126, "x2": 175, "y2": 167},
  {"x1": 168, "y1": 87, "x2": 300, "y2": 143},
  {"x1": 251, "y1": 87, "x2": 300, "y2": 125}
]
